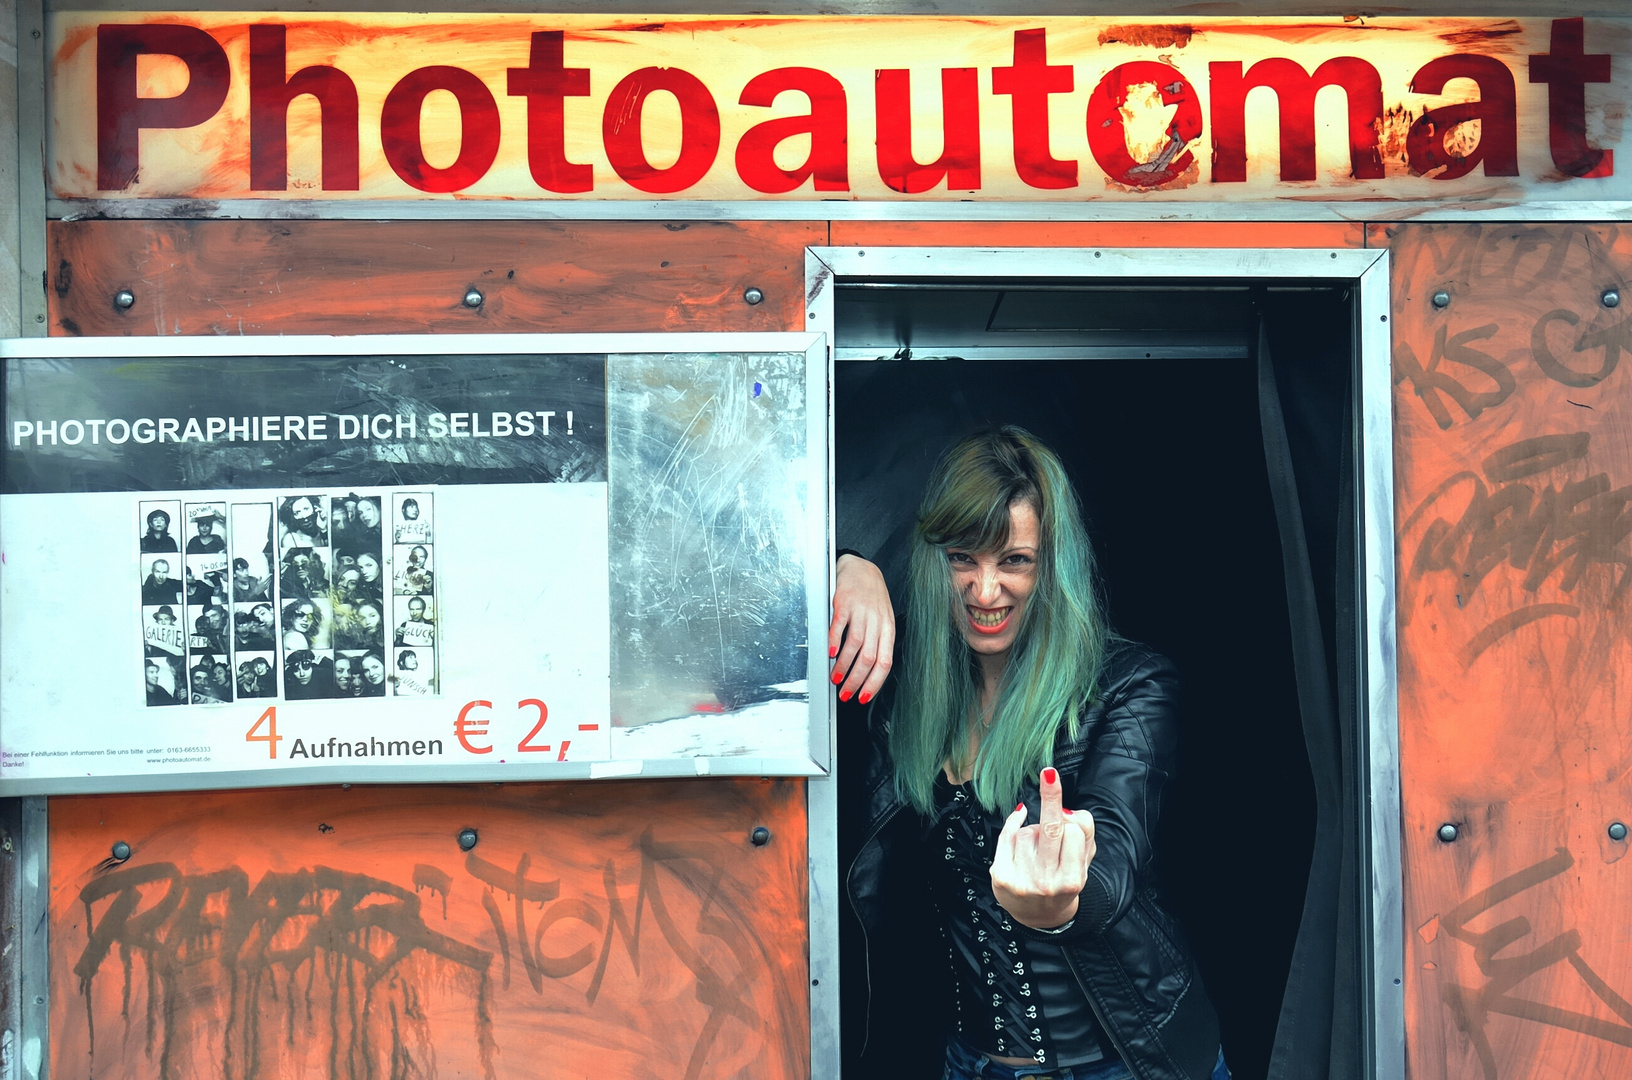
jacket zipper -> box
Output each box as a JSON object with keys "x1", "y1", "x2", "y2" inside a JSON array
[
  {"x1": 1063, "y1": 946, "x2": 1145, "y2": 1080},
  {"x1": 845, "y1": 800, "x2": 903, "y2": 1059}
]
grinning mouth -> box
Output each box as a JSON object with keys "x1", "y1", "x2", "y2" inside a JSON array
[{"x1": 968, "y1": 606, "x2": 1012, "y2": 633}]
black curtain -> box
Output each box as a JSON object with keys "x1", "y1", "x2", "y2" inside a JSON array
[{"x1": 1255, "y1": 292, "x2": 1363, "y2": 1080}]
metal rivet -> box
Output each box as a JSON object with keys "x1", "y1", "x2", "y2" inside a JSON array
[
  {"x1": 743, "y1": 286, "x2": 764, "y2": 306},
  {"x1": 114, "y1": 289, "x2": 136, "y2": 310},
  {"x1": 110, "y1": 841, "x2": 131, "y2": 862},
  {"x1": 1432, "y1": 290, "x2": 1451, "y2": 309},
  {"x1": 1437, "y1": 823, "x2": 1458, "y2": 843},
  {"x1": 750, "y1": 826, "x2": 771, "y2": 846},
  {"x1": 463, "y1": 288, "x2": 484, "y2": 308},
  {"x1": 1610, "y1": 822, "x2": 1627, "y2": 842},
  {"x1": 32, "y1": 996, "x2": 43, "y2": 1006},
  {"x1": 1604, "y1": 288, "x2": 1621, "y2": 309},
  {"x1": 457, "y1": 827, "x2": 478, "y2": 851}
]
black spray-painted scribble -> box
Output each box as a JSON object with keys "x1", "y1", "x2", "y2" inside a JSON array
[
  {"x1": 1395, "y1": 312, "x2": 1629, "y2": 431},
  {"x1": 74, "y1": 829, "x2": 801, "y2": 1080},
  {"x1": 1408, "y1": 225, "x2": 1599, "y2": 293},
  {"x1": 1395, "y1": 322, "x2": 1515, "y2": 430},
  {"x1": 464, "y1": 828, "x2": 804, "y2": 1080},
  {"x1": 1440, "y1": 847, "x2": 1632, "y2": 1079},
  {"x1": 1400, "y1": 432, "x2": 1632, "y2": 664},
  {"x1": 75, "y1": 864, "x2": 496, "y2": 1080}
]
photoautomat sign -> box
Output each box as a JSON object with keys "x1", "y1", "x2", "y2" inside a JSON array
[
  {"x1": 50, "y1": 15, "x2": 1630, "y2": 205},
  {"x1": 0, "y1": 337, "x2": 829, "y2": 793}
]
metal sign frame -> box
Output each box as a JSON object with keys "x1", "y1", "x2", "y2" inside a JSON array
[{"x1": 804, "y1": 245, "x2": 1401, "y2": 1080}]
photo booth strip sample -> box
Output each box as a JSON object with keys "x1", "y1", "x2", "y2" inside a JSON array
[
  {"x1": 139, "y1": 500, "x2": 182, "y2": 706},
  {"x1": 390, "y1": 492, "x2": 436, "y2": 695},
  {"x1": 183, "y1": 501, "x2": 231, "y2": 703},
  {"x1": 230, "y1": 504, "x2": 274, "y2": 604}
]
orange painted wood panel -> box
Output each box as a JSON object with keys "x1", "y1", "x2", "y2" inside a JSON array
[
  {"x1": 49, "y1": 780, "x2": 809, "y2": 1080},
  {"x1": 1386, "y1": 223, "x2": 1632, "y2": 1080},
  {"x1": 830, "y1": 220, "x2": 1366, "y2": 248},
  {"x1": 46, "y1": 220, "x2": 822, "y2": 336}
]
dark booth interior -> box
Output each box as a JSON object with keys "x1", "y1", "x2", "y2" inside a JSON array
[{"x1": 834, "y1": 281, "x2": 1362, "y2": 1080}]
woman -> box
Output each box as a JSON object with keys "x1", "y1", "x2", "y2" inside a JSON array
[
  {"x1": 282, "y1": 599, "x2": 323, "y2": 651},
  {"x1": 279, "y1": 495, "x2": 327, "y2": 552},
  {"x1": 337, "y1": 601, "x2": 385, "y2": 650},
  {"x1": 832, "y1": 427, "x2": 1224, "y2": 1080},
  {"x1": 354, "y1": 551, "x2": 385, "y2": 605},
  {"x1": 358, "y1": 651, "x2": 388, "y2": 696}
]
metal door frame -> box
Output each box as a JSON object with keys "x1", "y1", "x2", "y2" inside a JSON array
[{"x1": 804, "y1": 245, "x2": 1401, "y2": 1080}]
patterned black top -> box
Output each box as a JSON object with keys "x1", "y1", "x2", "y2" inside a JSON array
[{"x1": 929, "y1": 774, "x2": 1111, "y2": 1068}]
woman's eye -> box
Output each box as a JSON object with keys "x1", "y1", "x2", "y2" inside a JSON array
[{"x1": 947, "y1": 552, "x2": 974, "y2": 565}]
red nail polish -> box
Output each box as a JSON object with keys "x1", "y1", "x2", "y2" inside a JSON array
[
  {"x1": 1042, "y1": 767, "x2": 1058, "y2": 785},
  {"x1": 1015, "y1": 803, "x2": 1025, "y2": 813},
  {"x1": 1063, "y1": 808, "x2": 1073, "y2": 815},
  {"x1": 839, "y1": 689, "x2": 853, "y2": 702},
  {"x1": 829, "y1": 645, "x2": 838, "y2": 658},
  {"x1": 858, "y1": 691, "x2": 872, "y2": 705},
  {"x1": 831, "y1": 669, "x2": 844, "y2": 685}
]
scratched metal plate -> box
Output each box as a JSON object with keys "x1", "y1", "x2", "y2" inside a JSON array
[
  {"x1": 606, "y1": 353, "x2": 810, "y2": 748},
  {"x1": 1391, "y1": 223, "x2": 1632, "y2": 1080},
  {"x1": 48, "y1": 781, "x2": 811, "y2": 1080}
]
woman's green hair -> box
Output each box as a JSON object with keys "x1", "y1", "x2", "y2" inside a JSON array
[{"x1": 891, "y1": 426, "x2": 1113, "y2": 814}]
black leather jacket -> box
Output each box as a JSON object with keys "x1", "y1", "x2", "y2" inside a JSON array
[{"x1": 846, "y1": 642, "x2": 1221, "y2": 1080}]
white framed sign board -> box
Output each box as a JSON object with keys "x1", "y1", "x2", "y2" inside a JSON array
[{"x1": 0, "y1": 333, "x2": 830, "y2": 794}]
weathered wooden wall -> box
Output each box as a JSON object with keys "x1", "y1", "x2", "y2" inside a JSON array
[
  {"x1": 40, "y1": 215, "x2": 1632, "y2": 1080},
  {"x1": 51, "y1": 780, "x2": 808, "y2": 1080}
]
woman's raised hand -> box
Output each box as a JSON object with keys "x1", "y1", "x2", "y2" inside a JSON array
[
  {"x1": 829, "y1": 553, "x2": 895, "y2": 706},
  {"x1": 990, "y1": 767, "x2": 1097, "y2": 930}
]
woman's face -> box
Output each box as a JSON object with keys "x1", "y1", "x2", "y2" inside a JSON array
[
  {"x1": 357, "y1": 554, "x2": 381, "y2": 581},
  {"x1": 359, "y1": 605, "x2": 382, "y2": 633},
  {"x1": 293, "y1": 605, "x2": 315, "y2": 632},
  {"x1": 290, "y1": 498, "x2": 315, "y2": 528},
  {"x1": 362, "y1": 656, "x2": 385, "y2": 685},
  {"x1": 946, "y1": 500, "x2": 1040, "y2": 663}
]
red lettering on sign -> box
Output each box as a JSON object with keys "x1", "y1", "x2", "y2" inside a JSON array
[
  {"x1": 1209, "y1": 57, "x2": 1384, "y2": 183},
  {"x1": 991, "y1": 29, "x2": 1077, "y2": 189},
  {"x1": 248, "y1": 25, "x2": 359, "y2": 191},
  {"x1": 96, "y1": 24, "x2": 230, "y2": 190},
  {"x1": 736, "y1": 67, "x2": 849, "y2": 194},
  {"x1": 1407, "y1": 55, "x2": 1518, "y2": 180},
  {"x1": 455, "y1": 700, "x2": 494, "y2": 754},
  {"x1": 507, "y1": 30, "x2": 593, "y2": 193},
  {"x1": 1085, "y1": 62, "x2": 1202, "y2": 188},
  {"x1": 874, "y1": 68, "x2": 980, "y2": 194},
  {"x1": 602, "y1": 67, "x2": 720, "y2": 193},
  {"x1": 517, "y1": 698, "x2": 551, "y2": 753},
  {"x1": 1528, "y1": 17, "x2": 1614, "y2": 178},
  {"x1": 380, "y1": 66, "x2": 501, "y2": 193}
]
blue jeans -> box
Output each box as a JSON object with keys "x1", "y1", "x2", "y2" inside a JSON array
[{"x1": 942, "y1": 1035, "x2": 1231, "y2": 1080}]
